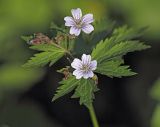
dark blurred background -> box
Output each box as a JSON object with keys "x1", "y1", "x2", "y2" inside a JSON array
[{"x1": 0, "y1": 0, "x2": 160, "y2": 127}]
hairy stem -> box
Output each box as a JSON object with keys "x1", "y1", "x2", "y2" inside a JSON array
[{"x1": 88, "y1": 104, "x2": 100, "y2": 127}]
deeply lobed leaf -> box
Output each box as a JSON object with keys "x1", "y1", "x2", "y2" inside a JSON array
[
  {"x1": 92, "y1": 26, "x2": 150, "y2": 78},
  {"x1": 92, "y1": 26, "x2": 150, "y2": 62}
]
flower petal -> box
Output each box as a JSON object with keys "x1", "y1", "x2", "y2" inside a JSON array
[
  {"x1": 64, "y1": 16, "x2": 75, "y2": 26},
  {"x1": 90, "y1": 60, "x2": 97, "y2": 70},
  {"x1": 71, "y1": 58, "x2": 82, "y2": 69},
  {"x1": 81, "y1": 54, "x2": 91, "y2": 65},
  {"x1": 73, "y1": 70, "x2": 83, "y2": 79},
  {"x1": 82, "y1": 24, "x2": 94, "y2": 34},
  {"x1": 71, "y1": 8, "x2": 82, "y2": 20},
  {"x1": 83, "y1": 71, "x2": 94, "y2": 79},
  {"x1": 70, "y1": 26, "x2": 81, "y2": 36},
  {"x1": 82, "y1": 14, "x2": 94, "y2": 24}
]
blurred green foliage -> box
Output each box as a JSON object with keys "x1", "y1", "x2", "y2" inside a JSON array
[
  {"x1": 107, "y1": 0, "x2": 160, "y2": 39},
  {"x1": 151, "y1": 105, "x2": 160, "y2": 127},
  {"x1": 151, "y1": 78, "x2": 160, "y2": 101},
  {"x1": 151, "y1": 78, "x2": 160, "y2": 127},
  {"x1": 0, "y1": 64, "x2": 44, "y2": 90}
]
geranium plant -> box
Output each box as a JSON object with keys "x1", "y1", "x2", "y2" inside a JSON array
[{"x1": 22, "y1": 8, "x2": 150, "y2": 127}]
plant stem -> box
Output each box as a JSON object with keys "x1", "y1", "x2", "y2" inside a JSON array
[{"x1": 88, "y1": 104, "x2": 100, "y2": 127}]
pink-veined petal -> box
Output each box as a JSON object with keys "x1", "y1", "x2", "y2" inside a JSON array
[
  {"x1": 82, "y1": 14, "x2": 94, "y2": 24},
  {"x1": 70, "y1": 26, "x2": 81, "y2": 36},
  {"x1": 64, "y1": 16, "x2": 75, "y2": 26},
  {"x1": 81, "y1": 54, "x2": 91, "y2": 65},
  {"x1": 71, "y1": 58, "x2": 82, "y2": 69},
  {"x1": 71, "y1": 8, "x2": 82, "y2": 20},
  {"x1": 73, "y1": 70, "x2": 83, "y2": 79},
  {"x1": 90, "y1": 60, "x2": 97, "y2": 70},
  {"x1": 82, "y1": 24, "x2": 94, "y2": 34}
]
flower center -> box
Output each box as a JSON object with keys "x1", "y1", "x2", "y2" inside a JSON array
[
  {"x1": 75, "y1": 19, "x2": 82, "y2": 28},
  {"x1": 82, "y1": 64, "x2": 90, "y2": 72}
]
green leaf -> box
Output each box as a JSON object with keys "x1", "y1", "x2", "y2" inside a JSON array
[
  {"x1": 23, "y1": 51, "x2": 64, "y2": 68},
  {"x1": 112, "y1": 25, "x2": 147, "y2": 42},
  {"x1": 23, "y1": 44, "x2": 65, "y2": 68},
  {"x1": 92, "y1": 26, "x2": 150, "y2": 78},
  {"x1": 100, "y1": 41, "x2": 150, "y2": 63},
  {"x1": 72, "y1": 79, "x2": 99, "y2": 108},
  {"x1": 92, "y1": 39, "x2": 150, "y2": 63},
  {"x1": 95, "y1": 60, "x2": 137, "y2": 78},
  {"x1": 52, "y1": 76, "x2": 80, "y2": 101},
  {"x1": 92, "y1": 26, "x2": 150, "y2": 63}
]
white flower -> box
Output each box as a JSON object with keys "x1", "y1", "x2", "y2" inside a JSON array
[
  {"x1": 71, "y1": 54, "x2": 97, "y2": 79},
  {"x1": 64, "y1": 8, "x2": 94, "y2": 36}
]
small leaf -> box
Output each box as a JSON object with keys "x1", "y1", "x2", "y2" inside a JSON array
[
  {"x1": 52, "y1": 76, "x2": 80, "y2": 101},
  {"x1": 72, "y1": 79, "x2": 99, "y2": 108}
]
